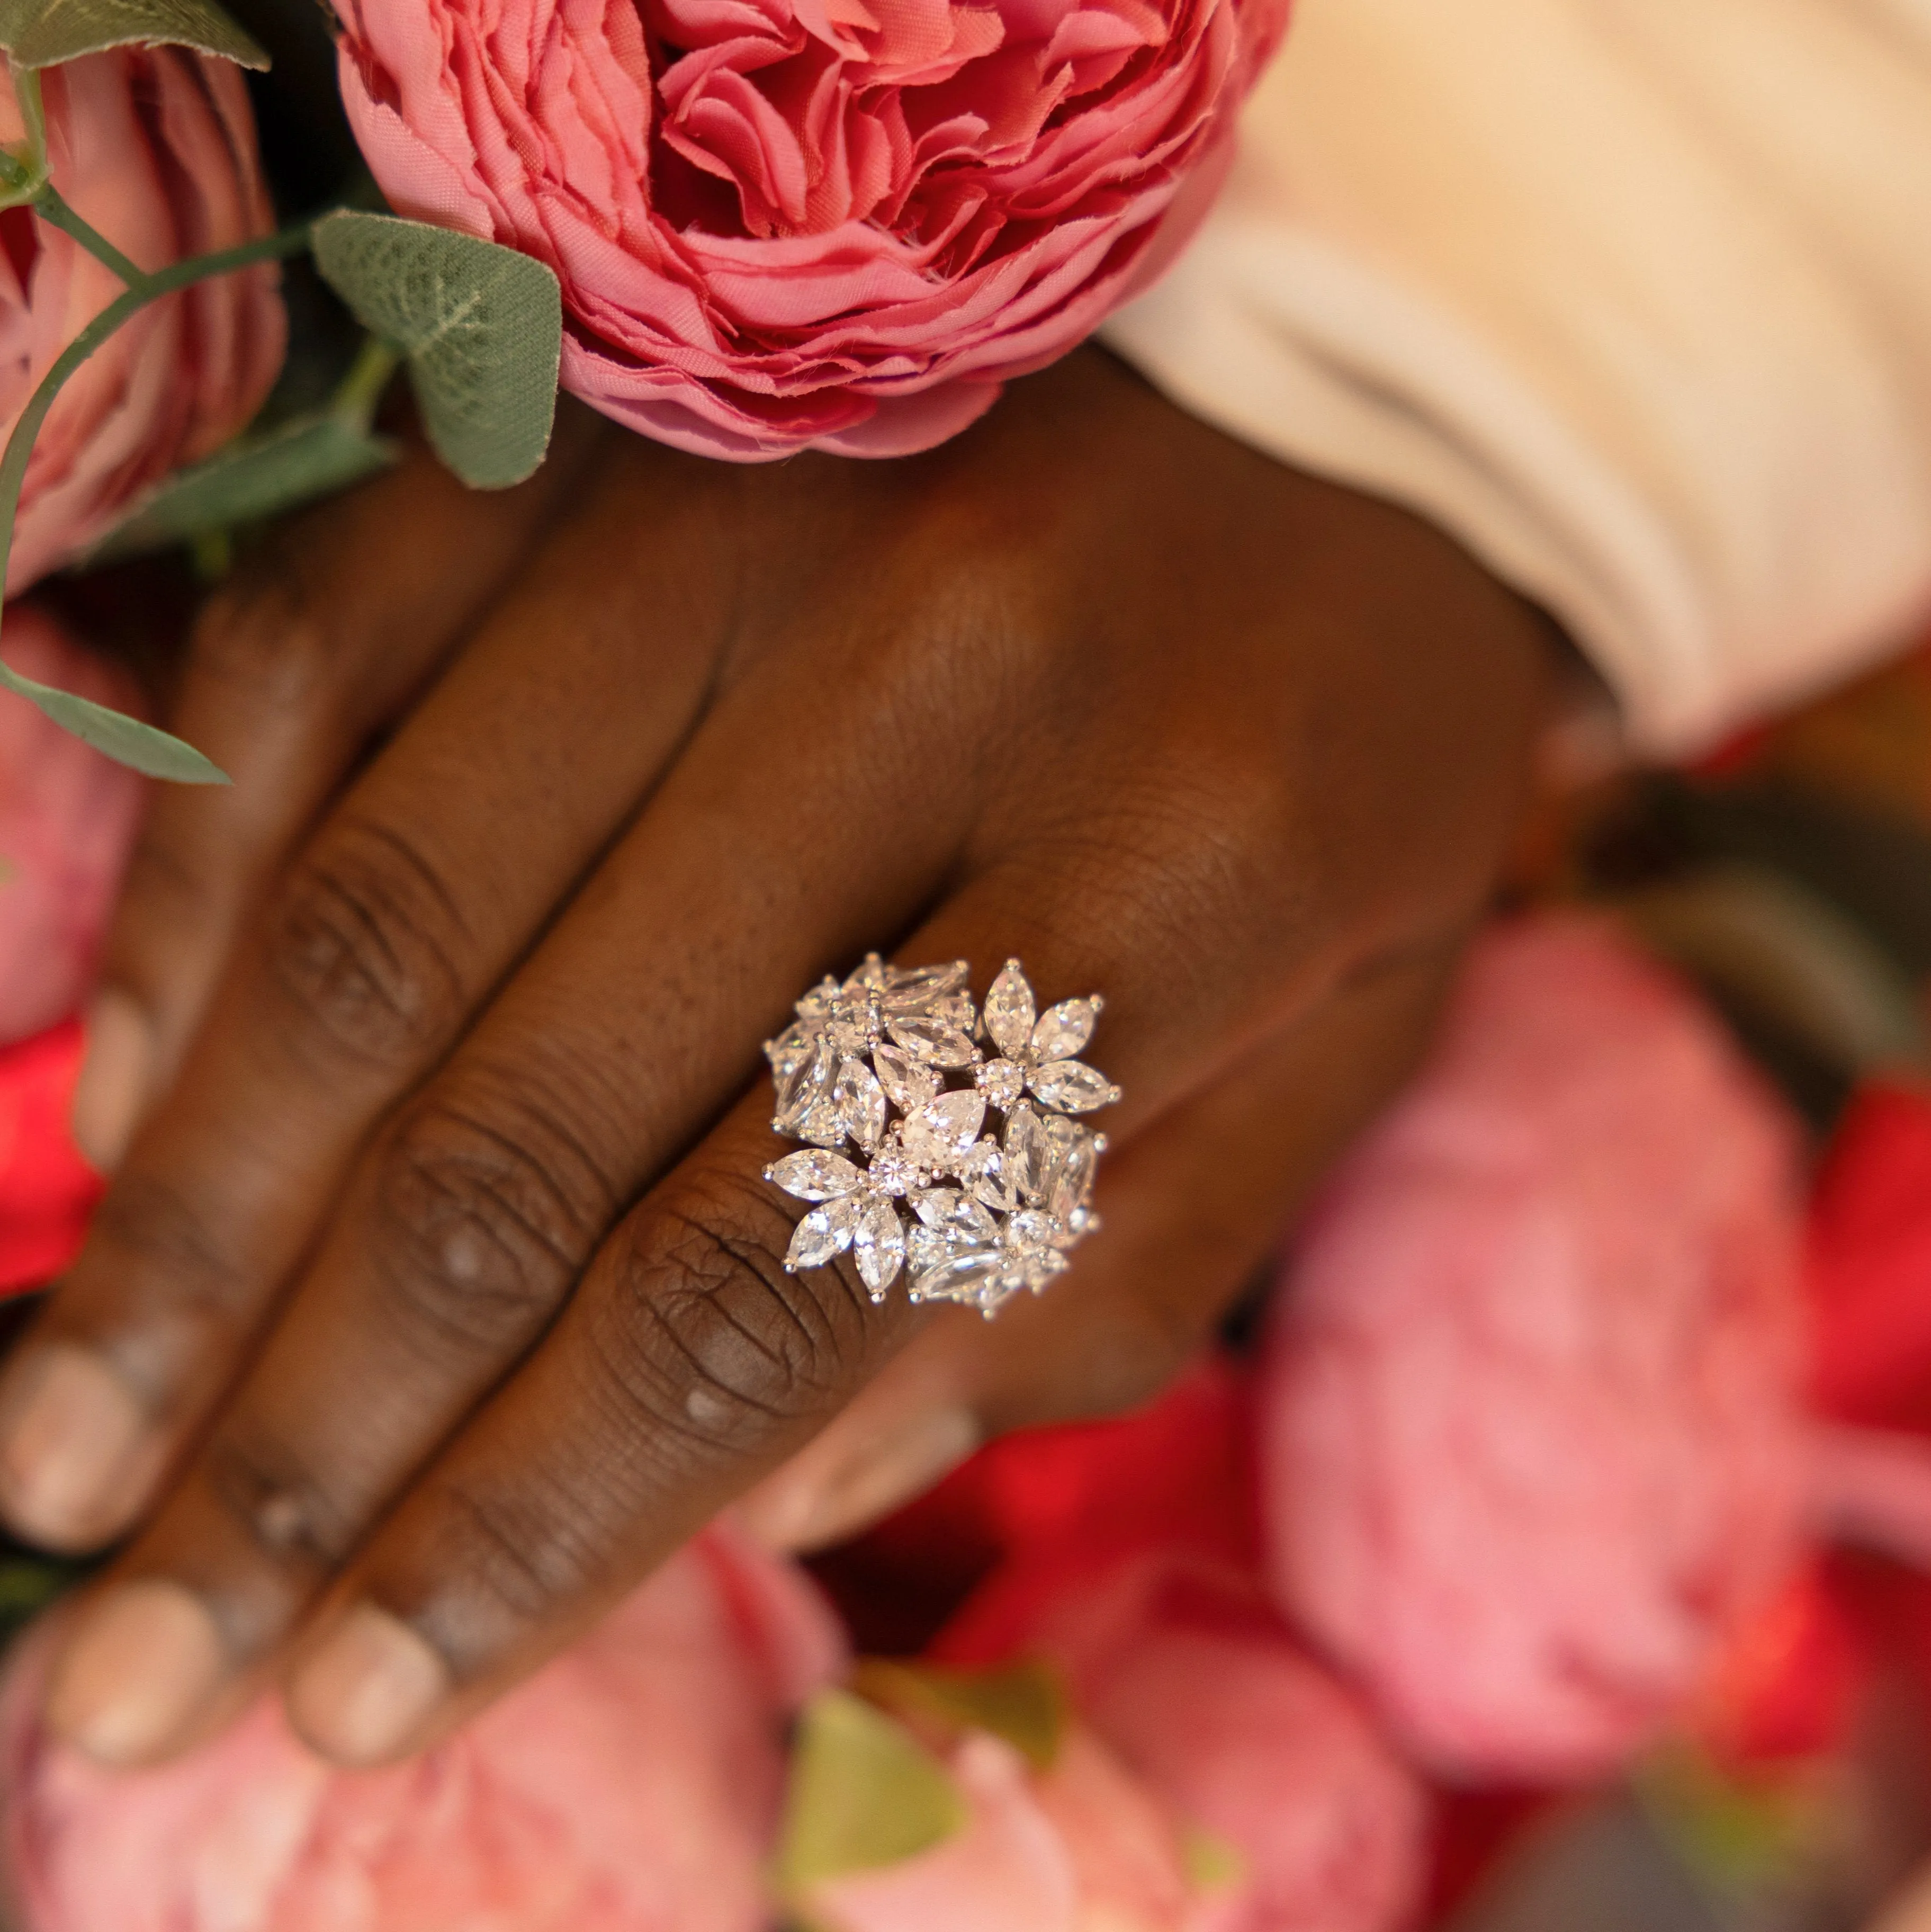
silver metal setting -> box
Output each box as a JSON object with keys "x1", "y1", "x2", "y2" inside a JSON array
[{"x1": 763, "y1": 956, "x2": 1119, "y2": 1318}]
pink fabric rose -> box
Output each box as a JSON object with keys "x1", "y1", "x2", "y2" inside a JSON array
[
  {"x1": 0, "y1": 1527, "x2": 843, "y2": 1932},
  {"x1": 1259, "y1": 915, "x2": 1810, "y2": 1782},
  {"x1": 937, "y1": 1548, "x2": 1429, "y2": 1932},
  {"x1": 0, "y1": 609, "x2": 145, "y2": 1044},
  {"x1": 0, "y1": 51, "x2": 283, "y2": 587},
  {"x1": 335, "y1": 0, "x2": 1287, "y2": 460}
]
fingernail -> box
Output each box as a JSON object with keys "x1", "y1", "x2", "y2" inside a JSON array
[
  {"x1": 70, "y1": 991, "x2": 152, "y2": 1174},
  {"x1": 47, "y1": 1580, "x2": 227, "y2": 1765},
  {"x1": 739, "y1": 1406, "x2": 980, "y2": 1553},
  {"x1": 288, "y1": 1604, "x2": 450, "y2": 1766},
  {"x1": 0, "y1": 1345, "x2": 149, "y2": 1550}
]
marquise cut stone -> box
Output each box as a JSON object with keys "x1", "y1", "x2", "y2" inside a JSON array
[
  {"x1": 887, "y1": 1016, "x2": 980, "y2": 1068},
  {"x1": 1030, "y1": 998, "x2": 1097, "y2": 1063},
  {"x1": 766, "y1": 1150, "x2": 864, "y2": 1201},
  {"x1": 852, "y1": 1195, "x2": 906, "y2": 1298},
  {"x1": 833, "y1": 1057, "x2": 886, "y2": 1153},
  {"x1": 786, "y1": 1197, "x2": 856, "y2": 1271},
  {"x1": 910, "y1": 1248, "x2": 1005, "y2": 1306},
  {"x1": 984, "y1": 961, "x2": 1036, "y2": 1060},
  {"x1": 1004, "y1": 1103, "x2": 1049, "y2": 1204},
  {"x1": 1028, "y1": 1060, "x2": 1119, "y2": 1114},
  {"x1": 874, "y1": 1043, "x2": 940, "y2": 1113}
]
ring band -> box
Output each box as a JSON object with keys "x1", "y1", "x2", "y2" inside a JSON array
[{"x1": 763, "y1": 956, "x2": 1119, "y2": 1317}]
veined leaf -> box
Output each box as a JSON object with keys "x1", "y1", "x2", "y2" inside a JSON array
[
  {"x1": 89, "y1": 414, "x2": 398, "y2": 561},
  {"x1": 0, "y1": 655, "x2": 225, "y2": 783},
  {"x1": 313, "y1": 211, "x2": 561, "y2": 490},
  {"x1": 774, "y1": 1690, "x2": 967, "y2": 1897},
  {"x1": 0, "y1": 0, "x2": 267, "y2": 68}
]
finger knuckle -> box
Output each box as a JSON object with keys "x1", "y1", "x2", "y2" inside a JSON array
[
  {"x1": 203, "y1": 1428, "x2": 360, "y2": 1578},
  {"x1": 87, "y1": 1169, "x2": 251, "y2": 1322},
  {"x1": 370, "y1": 1099, "x2": 610, "y2": 1359},
  {"x1": 191, "y1": 550, "x2": 336, "y2": 710},
  {"x1": 262, "y1": 816, "x2": 469, "y2": 1070},
  {"x1": 595, "y1": 1171, "x2": 866, "y2": 1456}
]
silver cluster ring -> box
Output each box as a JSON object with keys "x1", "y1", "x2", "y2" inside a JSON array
[{"x1": 762, "y1": 956, "x2": 1120, "y2": 1318}]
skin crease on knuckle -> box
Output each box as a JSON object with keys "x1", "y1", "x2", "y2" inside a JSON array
[
  {"x1": 368, "y1": 1086, "x2": 626, "y2": 1365},
  {"x1": 259, "y1": 813, "x2": 475, "y2": 1077}
]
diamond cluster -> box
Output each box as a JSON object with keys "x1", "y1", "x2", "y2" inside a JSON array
[{"x1": 764, "y1": 956, "x2": 1120, "y2": 1317}]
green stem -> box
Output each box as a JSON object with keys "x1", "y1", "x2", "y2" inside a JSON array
[
  {"x1": 331, "y1": 334, "x2": 401, "y2": 428},
  {"x1": 0, "y1": 218, "x2": 313, "y2": 596},
  {"x1": 35, "y1": 183, "x2": 141, "y2": 285}
]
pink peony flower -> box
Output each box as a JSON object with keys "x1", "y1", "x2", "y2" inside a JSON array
[
  {"x1": 0, "y1": 1527, "x2": 844, "y2": 1932},
  {"x1": 335, "y1": 0, "x2": 1287, "y2": 460},
  {"x1": 1259, "y1": 915, "x2": 1811, "y2": 1783},
  {"x1": 0, "y1": 609, "x2": 145, "y2": 1045},
  {"x1": 0, "y1": 51, "x2": 283, "y2": 587},
  {"x1": 937, "y1": 1547, "x2": 1429, "y2": 1932}
]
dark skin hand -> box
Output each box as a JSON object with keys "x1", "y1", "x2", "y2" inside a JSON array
[{"x1": 0, "y1": 347, "x2": 1555, "y2": 1767}]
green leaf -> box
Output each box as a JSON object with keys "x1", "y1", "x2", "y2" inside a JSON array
[
  {"x1": 0, "y1": 654, "x2": 226, "y2": 783},
  {"x1": 852, "y1": 1657, "x2": 1067, "y2": 1772},
  {"x1": 88, "y1": 413, "x2": 398, "y2": 562},
  {"x1": 775, "y1": 1690, "x2": 968, "y2": 1897},
  {"x1": 313, "y1": 211, "x2": 561, "y2": 490},
  {"x1": 0, "y1": 0, "x2": 267, "y2": 68}
]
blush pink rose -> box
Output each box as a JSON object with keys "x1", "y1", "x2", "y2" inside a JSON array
[
  {"x1": 0, "y1": 1527, "x2": 843, "y2": 1932},
  {"x1": 335, "y1": 0, "x2": 1288, "y2": 460},
  {"x1": 0, "y1": 51, "x2": 283, "y2": 587},
  {"x1": 937, "y1": 1547, "x2": 1429, "y2": 1932},
  {"x1": 1260, "y1": 915, "x2": 1810, "y2": 1783},
  {"x1": 0, "y1": 609, "x2": 145, "y2": 1045}
]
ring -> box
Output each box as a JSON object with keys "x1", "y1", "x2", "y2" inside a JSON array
[{"x1": 762, "y1": 956, "x2": 1120, "y2": 1318}]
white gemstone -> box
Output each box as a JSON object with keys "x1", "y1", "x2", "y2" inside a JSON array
[
  {"x1": 1030, "y1": 998, "x2": 1097, "y2": 1063},
  {"x1": 867, "y1": 1141, "x2": 924, "y2": 1197},
  {"x1": 1048, "y1": 1132, "x2": 1098, "y2": 1223},
  {"x1": 766, "y1": 1150, "x2": 864, "y2": 1201},
  {"x1": 1004, "y1": 1103, "x2": 1049, "y2": 1204},
  {"x1": 879, "y1": 961, "x2": 968, "y2": 1015},
  {"x1": 873, "y1": 1043, "x2": 940, "y2": 1113},
  {"x1": 1028, "y1": 1060, "x2": 1119, "y2": 1114},
  {"x1": 912, "y1": 1188, "x2": 998, "y2": 1246},
  {"x1": 974, "y1": 1058, "x2": 1026, "y2": 1111},
  {"x1": 983, "y1": 961, "x2": 1036, "y2": 1060},
  {"x1": 843, "y1": 955, "x2": 890, "y2": 996},
  {"x1": 1005, "y1": 1208, "x2": 1064, "y2": 1253},
  {"x1": 959, "y1": 1138, "x2": 1016, "y2": 1213},
  {"x1": 765, "y1": 1021, "x2": 814, "y2": 1080},
  {"x1": 901, "y1": 1090, "x2": 987, "y2": 1170},
  {"x1": 774, "y1": 1038, "x2": 837, "y2": 1137},
  {"x1": 908, "y1": 1222, "x2": 950, "y2": 1274},
  {"x1": 930, "y1": 992, "x2": 977, "y2": 1035},
  {"x1": 852, "y1": 1195, "x2": 906, "y2": 1298},
  {"x1": 910, "y1": 1248, "x2": 1005, "y2": 1306},
  {"x1": 786, "y1": 1195, "x2": 857, "y2": 1271},
  {"x1": 796, "y1": 976, "x2": 842, "y2": 1021},
  {"x1": 834, "y1": 1057, "x2": 887, "y2": 1153},
  {"x1": 886, "y1": 1017, "x2": 980, "y2": 1068}
]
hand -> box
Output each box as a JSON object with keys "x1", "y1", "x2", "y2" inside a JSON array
[{"x1": 0, "y1": 347, "x2": 1555, "y2": 1767}]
